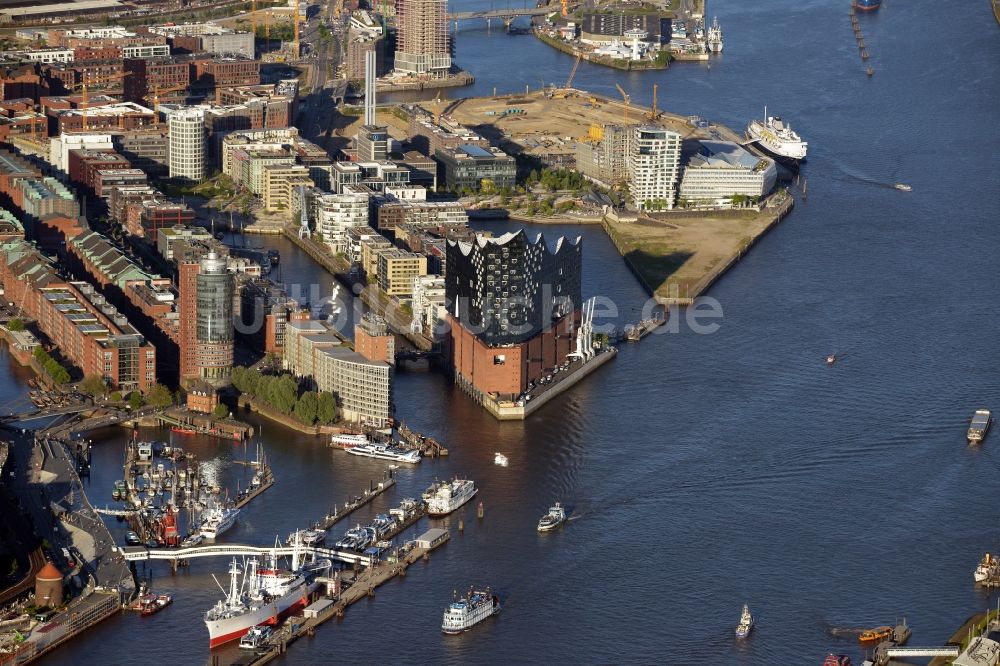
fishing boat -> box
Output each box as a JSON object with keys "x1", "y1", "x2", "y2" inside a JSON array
[
  {"x1": 423, "y1": 479, "x2": 478, "y2": 517},
  {"x1": 494, "y1": 453, "x2": 509, "y2": 467},
  {"x1": 141, "y1": 594, "x2": 173, "y2": 617},
  {"x1": 858, "y1": 625, "x2": 892, "y2": 645},
  {"x1": 974, "y1": 552, "x2": 999, "y2": 583},
  {"x1": 441, "y1": 586, "x2": 501, "y2": 634},
  {"x1": 238, "y1": 625, "x2": 272, "y2": 650},
  {"x1": 537, "y1": 503, "x2": 566, "y2": 532},
  {"x1": 968, "y1": 409, "x2": 992, "y2": 444},
  {"x1": 894, "y1": 183, "x2": 912, "y2": 192},
  {"x1": 735, "y1": 603, "x2": 754, "y2": 638}
]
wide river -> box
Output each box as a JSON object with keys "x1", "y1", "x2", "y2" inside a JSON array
[{"x1": 3, "y1": 0, "x2": 999, "y2": 663}]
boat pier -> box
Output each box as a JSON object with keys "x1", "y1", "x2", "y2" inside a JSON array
[
  {"x1": 397, "y1": 423, "x2": 449, "y2": 457},
  {"x1": 314, "y1": 471, "x2": 396, "y2": 532},
  {"x1": 242, "y1": 529, "x2": 451, "y2": 666},
  {"x1": 232, "y1": 464, "x2": 274, "y2": 510}
]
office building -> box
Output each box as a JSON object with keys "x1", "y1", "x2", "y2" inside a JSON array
[
  {"x1": 678, "y1": 140, "x2": 777, "y2": 205},
  {"x1": 376, "y1": 248, "x2": 427, "y2": 298},
  {"x1": 357, "y1": 125, "x2": 389, "y2": 162},
  {"x1": 434, "y1": 144, "x2": 516, "y2": 193},
  {"x1": 168, "y1": 107, "x2": 206, "y2": 181},
  {"x1": 628, "y1": 126, "x2": 681, "y2": 210},
  {"x1": 179, "y1": 251, "x2": 234, "y2": 387}
]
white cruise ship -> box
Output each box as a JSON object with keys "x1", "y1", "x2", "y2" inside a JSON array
[
  {"x1": 347, "y1": 443, "x2": 422, "y2": 464},
  {"x1": 200, "y1": 506, "x2": 240, "y2": 540},
  {"x1": 442, "y1": 587, "x2": 501, "y2": 634},
  {"x1": 746, "y1": 108, "x2": 808, "y2": 161},
  {"x1": 423, "y1": 478, "x2": 478, "y2": 517}
]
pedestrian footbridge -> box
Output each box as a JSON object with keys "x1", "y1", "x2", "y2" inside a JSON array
[{"x1": 118, "y1": 544, "x2": 374, "y2": 567}]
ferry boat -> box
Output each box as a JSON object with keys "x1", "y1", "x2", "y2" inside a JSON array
[
  {"x1": 204, "y1": 541, "x2": 331, "y2": 648},
  {"x1": 858, "y1": 625, "x2": 892, "y2": 645},
  {"x1": 330, "y1": 432, "x2": 370, "y2": 449},
  {"x1": 423, "y1": 479, "x2": 478, "y2": 517},
  {"x1": 974, "y1": 552, "x2": 999, "y2": 583},
  {"x1": 346, "y1": 442, "x2": 422, "y2": 464},
  {"x1": 707, "y1": 17, "x2": 723, "y2": 53},
  {"x1": 853, "y1": 0, "x2": 881, "y2": 11},
  {"x1": 494, "y1": 453, "x2": 509, "y2": 467},
  {"x1": 746, "y1": 108, "x2": 808, "y2": 162},
  {"x1": 968, "y1": 409, "x2": 992, "y2": 444},
  {"x1": 441, "y1": 587, "x2": 501, "y2": 634},
  {"x1": 537, "y1": 503, "x2": 566, "y2": 532},
  {"x1": 140, "y1": 594, "x2": 173, "y2": 617},
  {"x1": 735, "y1": 603, "x2": 754, "y2": 638},
  {"x1": 238, "y1": 625, "x2": 272, "y2": 650},
  {"x1": 200, "y1": 506, "x2": 240, "y2": 540}
]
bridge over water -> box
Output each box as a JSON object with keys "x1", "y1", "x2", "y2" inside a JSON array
[
  {"x1": 118, "y1": 543, "x2": 375, "y2": 568},
  {"x1": 448, "y1": 5, "x2": 554, "y2": 28}
]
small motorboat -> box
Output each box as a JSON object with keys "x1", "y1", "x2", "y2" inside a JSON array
[
  {"x1": 822, "y1": 656, "x2": 852, "y2": 666},
  {"x1": 125, "y1": 531, "x2": 141, "y2": 545},
  {"x1": 735, "y1": 603, "x2": 754, "y2": 638},
  {"x1": 494, "y1": 453, "x2": 509, "y2": 467},
  {"x1": 239, "y1": 625, "x2": 272, "y2": 649},
  {"x1": 826, "y1": 354, "x2": 837, "y2": 365},
  {"x1": 858, "y1": 625, "x2": 892, "y2": 645},
  {"x1": 893, "y1": 183, "x2": 911, "y2": 192},
  {"x1": 537, "y1": 502, "x2": 566, "y2": 532}
]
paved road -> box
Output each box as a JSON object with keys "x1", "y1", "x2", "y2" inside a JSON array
[{"x1": 297, "y1": 0, "x2": 351, "y2": 150}]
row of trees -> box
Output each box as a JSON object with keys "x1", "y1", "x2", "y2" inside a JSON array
[
  {"x1": 79, "y1": 375, "x2": 175, "y2": 409},
  {"x1": 32, "y1": 348, "x2": 70, "y2": 385},
  {"x1": 231, "y1": 367, "x2": 337, "y2": 426}
]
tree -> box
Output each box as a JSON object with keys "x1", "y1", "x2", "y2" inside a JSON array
[
  {"x1": 147, "y1": 383, "x2": 173, "y2": 409},
  {"x1": 127, "y1": 391, "x2": 143, "y2": 410},
  {"x1": 316, "y1": 392, "x2": 337, "y2": 424},
  {"x1": 110, "y1": 391, "x2": 123, "y2": 403},
  {"x1": 294, "y1": 391, "x2": 318, "y2": 425},
  {"x1": 7, "y1": 318, "x2": 24, "y2": 331},
  {"x1": 269, "y1": 375, "x2": 298, "y2": 414},
  {"x1": 80, "y1": 375, "x2": 107, "y2": 397},
  {"x1": 213, "y1": 403, "x2": 229, "y2": 419}
]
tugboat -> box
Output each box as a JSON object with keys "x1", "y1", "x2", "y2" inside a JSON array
[
  {"x1": 975, "y1": 552, "x2": 999, "y2": 583},
  {"x1": 858, "y1": 625, "x2": 892, "y2": 645},
  {"x1": 537, "y1": 503, "x2": 566, "y2": 532},
  {"x1": 141, "y1": 594, "x2": 173, "y2": 617},
  {"x1": 735, "y1": 603, "x2": 754, "y2": 638},
  {"x1": 441, "y1": 586, "x2": 501, "y2": 634},
  {"x1": 968, "y1": 409, "x2": 993, "y2": 444}
]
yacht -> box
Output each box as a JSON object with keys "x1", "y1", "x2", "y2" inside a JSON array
[
  {"x1": 537, "y1": 503, "x2": 566, "y2": 532},
  {"x1": 423, "y1": 479, "x2": 478, "y2": 517},
  {"x1": 968, "y1": 409, "x2": 992, "y2": 444},
  {"x1": 441, "y1": 587, "x2": 501, "y2": 634},
  {"x1": 200, "y1": 506, "x2": 240, "y2": 540},
  {"x1": 894, "y1": 183, "x2": 912, "y2": 192},
  {"x1": 494, "y1": 453, "x2": 509, "y2": 467},
  {"x1": 735, "y1": 603, "x2": 754, "y2": 638}
]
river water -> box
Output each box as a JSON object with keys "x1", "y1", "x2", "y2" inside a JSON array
[{"x1": 13, "y1": 0, "x2": 1000, "y2": 663}]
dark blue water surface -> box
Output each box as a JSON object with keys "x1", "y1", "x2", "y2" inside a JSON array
[{"x1": 20, "y1": 0, "x2": 1000, "y2": 663}]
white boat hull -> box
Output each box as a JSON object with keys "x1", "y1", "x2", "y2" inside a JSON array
[{"x1": 428, "y1": 487, "x2": 478, "y2": 517}]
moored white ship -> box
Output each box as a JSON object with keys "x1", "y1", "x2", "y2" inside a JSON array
[
  {"x1": 347, "y1": 442, "x2": 422, "y2": 464},
  {"x1": 975, "y1": 552, "x2": 999, "y2": 583},
  {"x1": 200, "y1": 505, "x2": 240, "y2": 540},
  {"x1": 423, "y1": 478, "x2": 478, "y2": 517},
  {"x1": 707, "y1": 16, "x2": 724, "y2": 53},
  {"x1": 330, "y1": 432, "x2": 369, "y2": 449},
  {"x1": 441, "y1": 586, "x2": 501, "y2": 634},
  {"x1": 746, "y1": 108, "x2": 808, "y2": 162},
  {"x1": 204, "y1": 537, "x2": 331, "y2": 648}
]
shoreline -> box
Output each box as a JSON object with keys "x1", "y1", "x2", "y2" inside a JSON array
[
  {"x1": 533, "y1": 31, "x2": 671, "y2": 71},
  {"x1": 236, "y1": 395, "x2": 340, "y2": 437}
]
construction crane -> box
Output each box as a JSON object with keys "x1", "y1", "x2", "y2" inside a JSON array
[
  {"x1": 67, "y1": 72, "x2": 131, "y2": 131},
  {"x1": 649, "y1": 83, "x2": 658, "y2": 121},
  {"x1": 614, "y1": 83, "x2": 630, "y2": 124},
  {"x1": 564, "y1": 54, "x2": 581, "y2": 90},
  {"x1": 152, "y1": 83, "x2": 187, "y2": 117}
]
